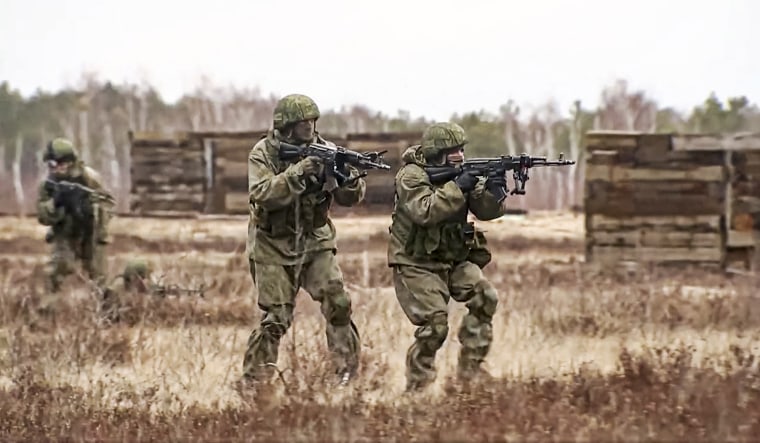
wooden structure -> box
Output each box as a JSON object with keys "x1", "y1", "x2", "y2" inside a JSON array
[
  {"x1": 345, "y1": 131, "x2": 422, "y2": 205},
  {"x1": 584, "y1": 131, "x2": 760, "y2": 269},
  {"x1": 128, "y1": 130, "x2": 419, "y2": 216},
  {"x1": 129, "y1": 132, "x2": 206, "y2": 215}
]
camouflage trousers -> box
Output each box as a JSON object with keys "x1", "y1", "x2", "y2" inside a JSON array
[
  {"x1": 393, "y1": 261, "x2": 498, "y2": 391},
  {"x1": 243, "y1": 250, "x2": 361, "y2": 381},
  {"x1": 45, "y1": 235, "x2": 107, "y2": 293}
]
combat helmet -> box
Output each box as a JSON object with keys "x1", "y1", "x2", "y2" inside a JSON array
[
  {"x1": 123, "y1": 258, "x2": 152, "y2": 282},
  {"x1": 43, "y1": 138, "x2": 79, "y2": 164},
  {"x1": 419, "y1": 122, "x2": 469, "y2": 161},
  {"x1": 273, "y1": 94, "x2": 320, "y2": 130}
]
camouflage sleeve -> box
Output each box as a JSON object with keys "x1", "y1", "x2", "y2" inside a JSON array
[
  {"x1": 468, "y1": 178, "x2": 507, "y2": 221},
  {"x1": 36, "y1": 180, "x2": 64, "y2": 226},
  {"x1": 332, "y1": 165, "x2": 366, "y2": 207},
  {"x1": 397, "y1": 165, "x2": 467, "y2": 227},
  {"x1": 248, "y1": 146, "x2": 309, "y2": 211},
  {"x1": 83, "y1": 166, "x2": 116, "y2": 205}
]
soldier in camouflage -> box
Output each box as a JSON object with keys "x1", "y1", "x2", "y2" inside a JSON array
[
  {"x1": 243, "y1": 94, "x2": 364, "y2": 386},
  {"x1": 101, "y1": 258, "x2": 153, "y2": 322},
  {"x1": 388, "y1": 122, "x2": 508, "y2": 392},
  {"x1": 36, "y1": 138, "x2": 115, "y2": 303}
]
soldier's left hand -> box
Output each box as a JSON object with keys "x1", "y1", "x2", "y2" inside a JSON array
[{"x1": 485, "y1": 173, "x2": 507, "y2": 196}]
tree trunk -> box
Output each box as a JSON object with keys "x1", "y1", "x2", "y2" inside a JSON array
[
  {"x1": 79, "y1": 109, "x2": 91, "y2": 165},
  {"x1": 12, "y1": 135, "x2": 25, "y2": 216}
]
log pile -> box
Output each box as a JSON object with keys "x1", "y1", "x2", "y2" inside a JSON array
[
  {"x1": 670, "y1": 134, "x2": 760, "y2": 268},
  {"x1": 129, "y1": 131, "x2": 206, "y2": 216},
  {"x1": 345, "y1": 131, "x2": 422, "y2": 205},
  {"x1": 584, "y1": 132, "x2": 726, "y2": 267}
]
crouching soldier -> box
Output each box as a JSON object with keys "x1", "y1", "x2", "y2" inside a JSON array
[{"x1": 387, "y1": 122, "x2": 508, "y2": 392}]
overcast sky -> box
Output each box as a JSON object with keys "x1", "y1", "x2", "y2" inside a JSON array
[{"x1": 1, "y1": 0, "x2": 756, "y2": 121}]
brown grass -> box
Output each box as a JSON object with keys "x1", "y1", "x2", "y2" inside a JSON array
[{"x1": 1, "y1": 212, "x2": 759, "y2": 441}]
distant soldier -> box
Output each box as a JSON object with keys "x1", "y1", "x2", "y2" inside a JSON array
[
  {"x1": 243, "y1": 93, "x2": 364, "y2": 387},
  {"x1": 36, "y1": 138, "x2": 115, "y2": 304},
  {"x1": 101, "y1": 258, "x2": 153, "y2": 322},
  {"x1": 100, "y1": 258, "x2": 205, "y2": 323},
  {"x1": 387, "y1": 122, "x2": 508, "y2": 392}
]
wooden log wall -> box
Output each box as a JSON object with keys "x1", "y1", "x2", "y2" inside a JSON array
[
  {"x1": 584, "y1": 131, "x2": 726, "y2": 267},
  {"x1": 672, "y1": 134, "x2": 760, "y2": 269},
  {"x1": 585, "y1": 131, "x2": 760, "y2": 269},
  {"x1": 129, "y1": 131, "x2": 206, "y2": 216},
  {"x1": 344, "y1": 131, "x2": 422, "y2": 205}
]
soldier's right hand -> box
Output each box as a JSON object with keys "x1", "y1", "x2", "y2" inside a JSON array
[
  {"x1": 52, "y1": 190, "x2": 67, "y2": 208},
  {"x1": 454, "y1": 170, "x2": 478, "y2": 192}
]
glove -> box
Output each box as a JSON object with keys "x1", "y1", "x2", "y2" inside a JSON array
[
  {"x1": 296, "y1": 156, "x2": 323, "y2": 177},
  {"x1": 333, "y1": 153, "x2": 354, "y2": 187},
  {"x1": 52, "y1": 188, "x2": 67, "y2": 209},
  {"x1": 485, "y1": 173, "x2": 508, "y2": 199},
  {"x1": 454, "y1": 171, "x2": 478, "y2": 193}
]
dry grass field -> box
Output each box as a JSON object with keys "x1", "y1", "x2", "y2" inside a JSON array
[{"x1": 1, "y1": 211, "x2": 759, "y2": 441}]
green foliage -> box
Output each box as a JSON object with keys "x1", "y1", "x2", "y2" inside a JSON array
[
  {"x1": 688, "y1": 93, "x2": 752, "y2": 133},
  {"x1": 0, "y1": 77, "x2": 758, "y2": 178},
  {"x1": 451, "y1": 111, "x2": 509, "y2": 157}
]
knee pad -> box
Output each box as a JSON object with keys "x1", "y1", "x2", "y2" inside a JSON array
[
  {"x1": 470, "y1": 281, "x2": 498, "y2": 321},
  {"x1": 261, "y1": 304, "x2": 293, "y2": 339},
  {"x1": 326, "y1": 290, "x2": 352, "y2": 327},
  {"x1": 415, "y1": 311, "x2": 449, "y2": 353}
]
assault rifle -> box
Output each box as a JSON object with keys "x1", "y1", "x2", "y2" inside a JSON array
[
  {"x1": 44, "y1": 178, "x2": 114, "y2": 219},
  {"x1": 279, "y1": 141, "x2": 391, "y2": 186},
  {"x1": 149, "y1": 283, "x2": 206, "y2": 298},
  {"x1": 425, "y1": 153, "x2": 576, "y2": 203}
]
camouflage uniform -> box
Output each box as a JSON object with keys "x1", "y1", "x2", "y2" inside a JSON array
[
  {"x1": 388, "y1": 122, "x2": 507, "y2": 391},
  {"x1": 36, "y1": 138, "x2": 115, "y2": 296},
  {"x1": 101, "y1": 259, "x2": 152, "y2": 322},
  {"x1": 243, "y1": 94, "x2": 364, "y2": 385}
]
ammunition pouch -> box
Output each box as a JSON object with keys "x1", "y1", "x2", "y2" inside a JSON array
[
  {"x1": 404, "y1": 221, "x2": 470, "y2": 263},
  {"x1": 254, "y1": 191, "x2": 332, "y2": 238},
  {"x1": 466, "y1": 227, "x2": 492, "y2": 268}
]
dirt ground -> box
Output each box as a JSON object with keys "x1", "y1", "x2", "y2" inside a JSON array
[{"x1": 1, "y1": 211, "x2": 759, "y2": 441}]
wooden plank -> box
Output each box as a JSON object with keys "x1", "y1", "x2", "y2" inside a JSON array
[
  {"x1": 217, "y1": 160, "x2": 248, "y2": 181},
  {"x1": 585, "y1": 131, "x2": 640, "y2": 151},
  {"x1": 590, "y1": 230, "x2": 721, "y2": 248},
  {"x1": 727, "y1": 230, "x2": 757, "y2": 248},
  {"x1": 586, "y1": 150, "x2": 623, "y2": 165},
  {"x1": 587, "y1": 180, "x2": 724, "y2": 197},
  {"x1": 634, "y1": 134, "x2": 671, "y2": 163},
  {"x1": 224, "y1": 192, "x2": 250, "y2": 214},
  {"x1": 585, "y1": 164, "x2": 724, "y2": 182},
  {"x1": 673, "y1": 133, "x2": 760, "y2": 151},
  {"x1": 221, "y1": 176, "x2": 248, "y2": 191},
  {"x1": 585, "y1": 195, "x2": 724, "y2": 217},
  {"x1": 733, "y1": 197, "x2": 760, "y2": 214},
  {"x1": 590, "y1": 245, "x2": 722, "y2": 262},
  {"x1": 133, "y1": 184, "x2": 204, "y2": 194},
  {"x1": 588, "y1": 214, "x2": 721, "y2": 232}
]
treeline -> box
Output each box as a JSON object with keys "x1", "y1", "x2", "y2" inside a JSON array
[{"x1": 0, "y1": 74, "x2": 758, "y2": 214}]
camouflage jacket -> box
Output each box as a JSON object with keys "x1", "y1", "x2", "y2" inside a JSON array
[
  {"x1": 36, "y1": 163, "x2": 115, "y2": 242},
  {"x1": 387, "y1": 145, "x2": 506, "y2": 271},
  {"x1": 247, "y1": 130, "x2": 366, "y2": 265}
]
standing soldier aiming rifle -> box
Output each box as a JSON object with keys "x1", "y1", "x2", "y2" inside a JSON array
[
  {"x1": 36, "y1": 138, "x2": 115, "y2": 310},
  {"x1": 243, "y1": 93, "x2": 388, "y2": 387},
  {"x1": 387, "y1": 122, "x2": 508, "y2": 392}
]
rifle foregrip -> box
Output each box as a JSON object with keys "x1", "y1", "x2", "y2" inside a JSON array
[{"x1": 425, "y1": 167, "x2": 459, "y2": 185}]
